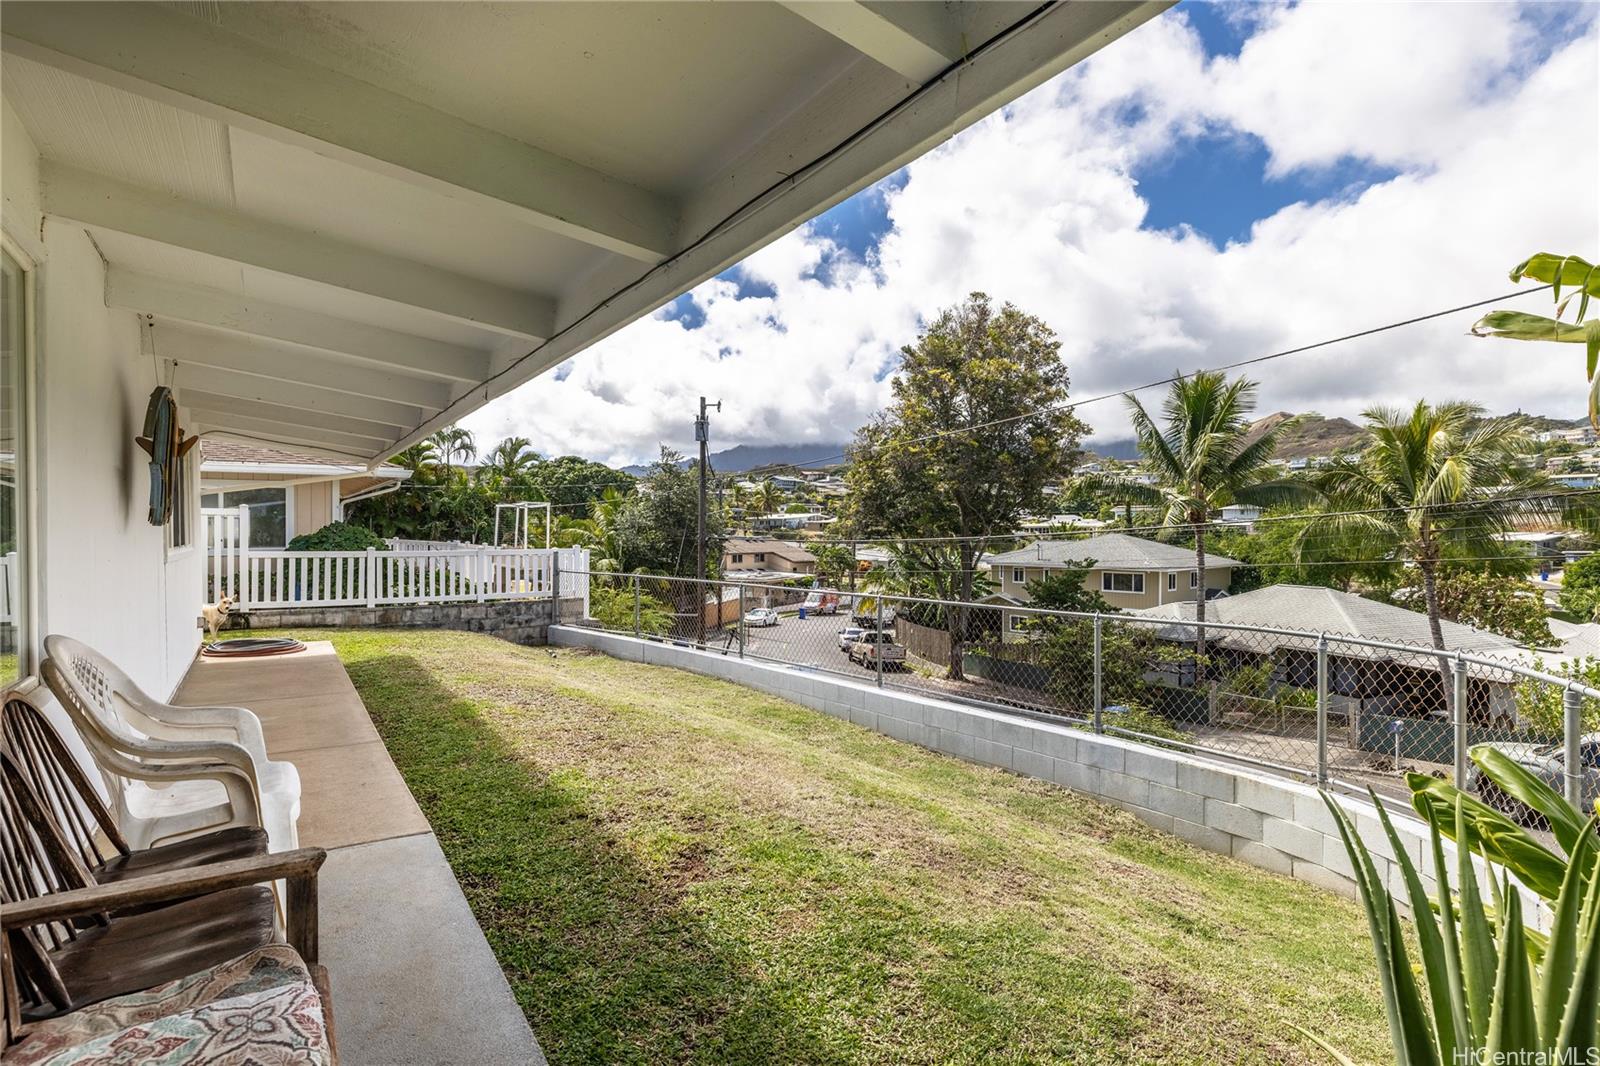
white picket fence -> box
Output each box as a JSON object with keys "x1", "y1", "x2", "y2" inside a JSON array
[{"x1": 202, "y1": 507, "x2": 589, "y2": 615}]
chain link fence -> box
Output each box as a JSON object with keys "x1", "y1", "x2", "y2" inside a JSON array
[{"x1": 572, "y1": 569, "x2": 1600, "y2": 814}]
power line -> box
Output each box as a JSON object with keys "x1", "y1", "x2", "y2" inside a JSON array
[{"x1": 698, "y1": 284, "x2": 1556, "y2": 472}]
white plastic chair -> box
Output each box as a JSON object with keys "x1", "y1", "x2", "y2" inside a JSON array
[{"x1": 41, "y1": 635, "x2": 301, "y2": 853}]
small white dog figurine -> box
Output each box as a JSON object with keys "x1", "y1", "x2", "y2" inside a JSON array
[{"x1": 202, "y1": 595, "x2": 233, "y2": 642}]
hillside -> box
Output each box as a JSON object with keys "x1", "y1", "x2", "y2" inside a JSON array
[
  {"x1": 623, "y1": 442, "x2": 849, "y2": 476},
  {"x1": 1244, "y1": 412, "x2": 1368, "y2": 459}
]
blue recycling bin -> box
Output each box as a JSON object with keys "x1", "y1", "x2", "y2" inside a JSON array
[{"x1": 798, "y1": 606, "x2": 808, "y2": 619}]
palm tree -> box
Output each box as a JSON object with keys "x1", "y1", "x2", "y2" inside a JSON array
[
  {"x1": 428, "y1": 427, "x2": 476, "y2": 469},
  {"x1": 389, "y1": 440, "x2": 439, "y2": 479},
  {"x1": 1082, "y1": 372, "x2": 1303, "y2": 658},
  {"x1": 478, "y1": 436, "x2": 538, "y2": 490},
  {"x1": 1303, "y1": 401, "x2": 1587, "y2": 651},
  {"x1": 756, "y1": 479, "x2": 784, "y2": 516}
]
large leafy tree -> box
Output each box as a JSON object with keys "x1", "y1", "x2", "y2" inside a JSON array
[
  {"x1": 1080, "y1": 372, "x2": 1303, "y2": 657},
  {"x1": 1303, "y1": 402, "x2": 1589, "y2": 652},
  {"x1": 613, "y1": 448, "x2": 725, "y2": 577},
  {"x1": 843, "y1": 292, "x2": 1087, "y2": 679},
  {"x1": 529, "y1": 455, "x2": 634, "y2": 509}
]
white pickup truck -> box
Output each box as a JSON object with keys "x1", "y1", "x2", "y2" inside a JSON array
[{"x1": 848, "y1": 630, "x2": 906, "y2": 670}]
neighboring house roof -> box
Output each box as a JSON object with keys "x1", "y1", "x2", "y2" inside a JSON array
[
  {"x1": 1129, "y1": 585, "x2": 1528, "y2": 673},
  {"x1": 987, "y1": 533, "x2": 1241, "y2": 571},
  {"x1": 200, "y1": 440, "x2": 409, "y2": 479},
  {"x1": 723, "y1": 538, "x2": 817, "y2": 564},
  {"x1": 1547, "y1": 618, "x2": 1600, "y2": 660}
]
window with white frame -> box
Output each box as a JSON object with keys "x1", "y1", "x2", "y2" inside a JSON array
[
  {"x1": 1008, "y1": 613, "x2": 1028, "y2": 632},
  {"x1": 1011, "y1": 567, "x2": 1025, "y2": 584},
  {"x1": 1, "y1": 245, "x2": 31, "y2": 687},
  {"x1": 1191, "y1": 571, "x2": 1199, "y2": 589},
  {"x1": 1101, "y1": 571, "x2": 1144, "y2": 594},
  {"x1": 1166, "y1": 572, "x2": 1177, "y2": 591},
  {"x1": 200, "y1": 488, "x2": 290, "y2": 549},
  {"x1": 166, "y1": 449, "x2": 194, "y2": 552}
]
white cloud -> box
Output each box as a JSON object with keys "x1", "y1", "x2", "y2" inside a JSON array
[{"x1": 463, "y1": 2, "x2": 1599, "y2": 465}]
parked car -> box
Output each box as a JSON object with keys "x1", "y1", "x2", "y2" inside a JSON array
[
  {"x1": 848, "y1": 631, "x2": 907, "y2": 670},
  {"x1": 746, "y1": 607, "x2": 781, "y2": 627},
  {"x1": 836, "y1": 626, "x2": 865, "y2": 651},
  {"x1": 1468, "y1": 734, "x2": 1600, "y2": 821}
]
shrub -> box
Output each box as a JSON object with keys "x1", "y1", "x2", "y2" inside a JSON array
[
  {"x1": 287, "y1": 521, "x2": 389, "y2": 552},
  {"x1": 589, "y1": 582, "x2": 672, "y2": 636}
]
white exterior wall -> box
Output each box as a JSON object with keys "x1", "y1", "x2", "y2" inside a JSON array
[{"x1": 3, "y1": 98, "x2": 202, "y2": 698}]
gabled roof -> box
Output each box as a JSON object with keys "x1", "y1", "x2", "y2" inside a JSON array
[
  {"x1": 201, "y1": 439, "x2": 407, "y2": 478},
  {"x1": 723, "y1": 538, "x2": 816, "y2": 564},
  {"x1": 1131, "y1": 584, "x2": 1524, "y2": 656},
  {"x1": 986, "y1": 533, "x2": 1241, "y2": 571}
]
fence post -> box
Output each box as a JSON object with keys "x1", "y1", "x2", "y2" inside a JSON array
[
  {"x1": 738, "y1": 583, "x2": 746, "y2": 659},
  {"x1": 550, "y1": 550, "x2": 561, "y2": 623},
  {"x1": 236, "y1": 505, "x2": 251, "y2": 611},
  {"x1": 1315, "y1": 633, "x2": 1329, "y2": 789},
  {"x1": 365, "y1": 547, "x2": 376, "y2": 609},
  {"x1": 1563, "y1": 684, "x2": 1583, "y2": 809},
  {"x1": 1091, "y1": 615, "x2": 1104, "y2": 733},
  {"x1": 633, "y1": 572, "x2": 641, "y2": 638},
  {"x1": 875, "y1": 596, "x2": 884, "y2": 688},
  {"x1": 476, "y1": 548, "x2": 486, "y2": 603},
  {"x1": 1452, "y1": 653, "x2": 1469, "y2": 790}
]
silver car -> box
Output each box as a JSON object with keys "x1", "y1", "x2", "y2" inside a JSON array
[
  {"x1": 836, "y1": 626, "x2": 865, "y2": 651},
  {"x1": 1468, "y1": 734, "x2": 1600, "y2": 820}
]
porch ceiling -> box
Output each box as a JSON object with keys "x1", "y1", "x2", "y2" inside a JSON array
[{"x1": 2, "y1": 0, "x2": 1168, "y2": 464}]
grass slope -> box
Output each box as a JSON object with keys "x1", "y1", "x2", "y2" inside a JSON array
[{"x1": 291, "y1": 629, "x2": 1389, "y2": 1065}]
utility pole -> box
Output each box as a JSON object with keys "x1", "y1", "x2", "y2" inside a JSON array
[{"x1": 695, "y1": 396, "x2": 720, "y2": 646}]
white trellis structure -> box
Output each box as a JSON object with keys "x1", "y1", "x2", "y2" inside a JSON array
[
  {"x1": 202, "y1": 506, "x2": 587, "y2": 615},
  {"x1": 493, "y1": 501, "x2": 552, "y2": 550}
]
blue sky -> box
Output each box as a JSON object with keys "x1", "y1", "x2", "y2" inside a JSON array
[{"x1": 466, "y1": 2, "x2": 1599, "y2": 466}]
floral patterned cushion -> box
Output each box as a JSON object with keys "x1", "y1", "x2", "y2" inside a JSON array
[{"x1": 8, "y1": 945, "x2": 331, "y2": 1066}]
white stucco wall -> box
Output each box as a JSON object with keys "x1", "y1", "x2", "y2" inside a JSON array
[{"x1": 3, "y1": 98, "x2": 203, "y2": 699}]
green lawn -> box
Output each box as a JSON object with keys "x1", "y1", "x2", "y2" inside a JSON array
[{"x1": 285, "y1": 628, "x2": 1389, "y2": 1065}]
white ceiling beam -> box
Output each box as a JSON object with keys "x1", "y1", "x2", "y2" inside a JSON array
[
  {"x1": 388, "y1": 1, "x2": 1170, "y2": 455},
  {"x1": 1, "y1": 3, "x2": 677, "y2": 262},
  {"x1": 108, "y1": 271, "x2": 491, "y2": 386},
  {"x1": 43, "y1": 163, "x2": 555, "y2": 341},
  {"x1": 780, "y1": 2, "x2": 958, "y2": 81},
  {"x1": 169, "y1": 364, "x2": 427, "y2": 431},
  {"x1": 185, "y1": 402, "x2": 400, "y2": 457},
  {"x1": 155, "y1": 328, "x2": 453, "y2": 411}
]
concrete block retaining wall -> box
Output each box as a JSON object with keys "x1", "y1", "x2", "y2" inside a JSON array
[
  {"x1": 551, "y1": 625, "x2": 1550, "y2": 927},
  {"x1": 227, "y1": 596, "x2": 585, "y2": 646}
]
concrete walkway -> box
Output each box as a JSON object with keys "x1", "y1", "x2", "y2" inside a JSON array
[{"x1": 176, "y1": 641, "x2": 545, "y2": 1065}]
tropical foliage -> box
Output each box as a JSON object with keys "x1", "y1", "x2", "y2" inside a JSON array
[
  {"x1": 286, "y1": 521, "x2": 389, "y2": 553},
  {"x1": 844, "y1": 292, "x2": 1088, "y2": 679},
  {"x1": 347, "y1": 427, "x2": 635, "y2": 545},
  {"x1": 1303, "y1": 403, "x2": 1587, "y2": 652},
  {"x1": 1078, "y1": 372, "x2": 1304, "y2": 656},
  {"x1": 1320, "y1": 749, "x2": 1600, "y2": 1064},
  {"x1": 1515, "y1": 656, "x2": 1600, "y2": 739},
  {"x1": 1559, "y1": 552, "x2": 1600, "y2": 621},
  {"x1": 611, "y1": 448, "x2": 725, "y2": 578},
  {"x1": 1472, "y1": 253, "x2": 1600, "y2": 423}
]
